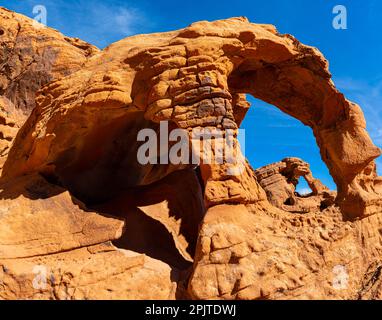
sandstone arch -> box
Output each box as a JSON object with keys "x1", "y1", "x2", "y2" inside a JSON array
[
  {"x1": 2, "y1": 17, "x2": 381, "y2": 219},
  {"x1": 254, "y1": 157, "x2": 335, "y2": 213}
]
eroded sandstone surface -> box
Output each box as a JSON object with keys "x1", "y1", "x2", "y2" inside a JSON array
[
  {"x1": 0, "y1": 7, "x2": 99, "y2": 175},
  {"x1": 254, "y1": 157, "x2": 336, "y2": 213},
  {"x1": 1, "y1": 7, "x2": 382, "y2": 300}
]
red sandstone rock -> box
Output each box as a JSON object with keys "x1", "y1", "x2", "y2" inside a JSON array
[
  {"x1": 254, "y1": 157, "x2": 335, "y2": 213},
  {"x1": 189, "y1": 203, "x2": 382, "y2": 300},
  {"x1": 3, "y1": 16, "x2": 381, "y2": 219},
  {"x1": 0, "y1": 7, "x2": 99, "y2": 113},
  {"x1": 0, "y1": 8, "x2": 382, "y2": 300}
]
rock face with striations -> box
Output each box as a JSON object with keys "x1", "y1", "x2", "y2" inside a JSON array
[{"x1": 1, "y1": 7, "x2": 382, "y2": 300}]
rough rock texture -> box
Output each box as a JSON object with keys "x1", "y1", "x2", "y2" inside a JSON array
[
  {"x1": 1, "y1": 8, "x2": 382, "y2": 300},
  {"x1": 0, "y1": 7, "x2": 181, "y2": 300},
  {"x1": 189, "y1": 204, "x2": 382, "y2": 300},
  {"x1": 0, "y1": 96, "x2": 24, "y2": 173},
  {"x1": 0, "y1": 173, "x2": 181, "y2": 300},
  {"x1": 1, "y1": 244, "x2": 179, "y2": 300},
  {"x1": 0, "y1": 7, "x2": 99, "y2": 113},
  {"x1": 0, "y1": 7, "x2": 99, "y2": 174},
  {"x1": 3, "y1": 16, "x2": 381, "y2": 220},
  {"x1": 254, "y1": 157, "x2": 335, "y2": 213}
]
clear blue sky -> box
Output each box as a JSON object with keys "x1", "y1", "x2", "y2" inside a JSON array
[{"x1": 2, "y1": 0, "x2": 382, "y2": 191}]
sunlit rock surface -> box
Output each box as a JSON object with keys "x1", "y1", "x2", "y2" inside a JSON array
[{"x1": 1, "y1": 7, "x2": 382, "y2": 300}]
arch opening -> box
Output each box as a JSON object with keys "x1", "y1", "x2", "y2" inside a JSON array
[
  {"x1": 295, "y1": 178, "x2": 313, "y2": 197},
  {"x1": 240, "y1": 95, "x2": 336, "y2": 193},
  {"x1": 227, "y1": 53, "x2": 382, "y2": 219}
]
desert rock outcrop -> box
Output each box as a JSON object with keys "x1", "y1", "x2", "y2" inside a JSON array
[
  {"x1": 0, "y1": 7, "x2": 98, "y2": 113},
  {"x1": 1, "y1": 7, "x2": 382, "y2": 300},
  {"x1": 3, "y1": 16, "x2": 381, "y2": 220},
  {"x1": 0, "y1": 7, "x2": 99, "y2": 174},
  {"x1": 254, "y1": 157, "x2": 335, "y2": 213},
  {"x1": 189, "y1": 203, "x2": 382, "y2": 300},
  {"x1": 0, "y1": 7, "x2": 180, "y2": 300}
]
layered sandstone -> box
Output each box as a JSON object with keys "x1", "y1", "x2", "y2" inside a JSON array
[
  {"x1": 0, "y1": 7, "x2": 382, "y2": 300},
  {"x1": 0, "y1": 7, "x2": 181, "y2": 300}
]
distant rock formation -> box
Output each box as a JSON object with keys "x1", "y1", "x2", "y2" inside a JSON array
[
  {"x1": 1, "y1": 7, "x2": 382, "y2": 300},
  {"x1": 254, "y1": 157, "x2": 335, "y2": 213}
]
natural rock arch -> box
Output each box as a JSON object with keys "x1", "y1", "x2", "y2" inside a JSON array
[
  {"x1": 226, "y1": 35, "x2": 382, "y2": 219},
  {"x1": 2, "y1": 17, "x2": 382, "y2": 220}
]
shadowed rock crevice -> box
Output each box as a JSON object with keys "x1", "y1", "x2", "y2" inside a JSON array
[
  {"x1": 357, "y1": 262, "x2": 382, "y2": 300},
  {"x1": 93, "y1": 169, "x2": 206, "y2": 270},
  {"x1": 111, "y1": 208, "x2": 192, "y2": 270}
]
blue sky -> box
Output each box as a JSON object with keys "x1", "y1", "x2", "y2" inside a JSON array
[{"x1": 2, "y1": 0, "x2": 382, "y2": 191}]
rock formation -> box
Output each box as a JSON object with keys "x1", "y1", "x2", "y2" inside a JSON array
[
  {"x1": 0, "y1": 7, "x2": 98, "y2": 113},
  {"x1": 1, "y1": 7, "x2": 382, "y2": 300},
  {"x1": 3, "y1": 15, "x2": 381, "y2": 220},
  {"x1": 254, "y1": 157, "x2": 335, "y2": 213},
  {"x1": 0, "y1": 7, "x2": 99, "y2": 175}
]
